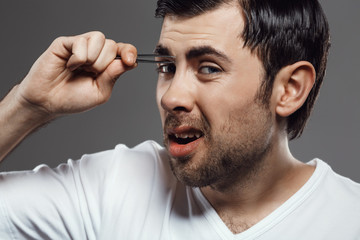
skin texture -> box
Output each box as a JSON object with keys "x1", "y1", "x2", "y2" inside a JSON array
[
  {"x1": 156, "y1": 2, "x2": 316, "y2": 233},
  {"x1": 157, "y1": 5, "x2": 273, "y2": 188},
  {"x1": 0, "y1": 1, "x2": 317, "y2": 235}
]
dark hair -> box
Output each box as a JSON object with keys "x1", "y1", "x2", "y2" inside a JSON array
[{"x1": 155, "y1": 0, "x2": 330, "y2": 140}]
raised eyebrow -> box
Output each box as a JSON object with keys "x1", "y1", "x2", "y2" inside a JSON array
[{"x1": 186, "y1": 46, "x2": 231, "y2": 63}]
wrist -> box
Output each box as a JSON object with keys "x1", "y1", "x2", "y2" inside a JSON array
[
  {"x1": 3, "y1": 85, "x2": 53, "y2": 129},
  {"x1": 0, "y1": 85, "x2": 54, "y2": 161}
]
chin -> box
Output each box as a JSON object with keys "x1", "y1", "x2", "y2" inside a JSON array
[{"x1": 168, "y1": 152, "x2": 221, "y2": 188}]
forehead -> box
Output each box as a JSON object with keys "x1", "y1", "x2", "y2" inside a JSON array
[{"x1": 158, "y1": 3, "x2": 245, "y2": 53}]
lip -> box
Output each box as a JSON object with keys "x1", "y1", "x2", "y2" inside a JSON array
[
  {"x1": 167, "y1": 136, "x2": 203, "y2": 158},
  {"x1": 166, "y1": 126, "x2": 200, "y2": 134},
  {"x1": 166, "y1": 126, "x2": 204, "y2": 158}
]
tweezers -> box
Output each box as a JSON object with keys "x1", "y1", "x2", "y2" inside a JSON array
[{"x1": 115, "y1": 54, "x2": 175, "y2": 64}]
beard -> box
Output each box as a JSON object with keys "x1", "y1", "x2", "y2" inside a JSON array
[{"x1": 163, "y1": 98, "x2": 273, "y2": 191}]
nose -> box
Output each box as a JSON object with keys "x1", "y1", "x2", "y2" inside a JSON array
[{"x1": 160, "y1": 71, "x2": 196, "y2": 114}]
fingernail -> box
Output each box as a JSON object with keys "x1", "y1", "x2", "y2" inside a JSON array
[{"x1": 127, "y1": 53, "x2": 135, "y2": 64}]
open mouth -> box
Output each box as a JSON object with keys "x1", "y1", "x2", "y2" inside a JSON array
[
  {"x1": 169, "y1": 132, "x2": 203, "y2": 145},
  {"x1": 166, "y1": 127, "x2": 204, "y2": 157}
]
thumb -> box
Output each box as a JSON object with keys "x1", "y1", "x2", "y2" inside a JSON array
[{"x1": 96, "y1": 59, "x2": 137, "y2": 97}]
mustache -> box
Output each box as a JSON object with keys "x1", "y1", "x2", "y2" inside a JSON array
[{"x1": 164, "y1": 113, "x2": 211, "y2": 134}]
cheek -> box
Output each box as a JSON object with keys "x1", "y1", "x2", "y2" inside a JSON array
[
  {"x1": 195, "y1": 83, "x2": 252, "y2": 123},
  {"x1": 200, "y1": 90, "x2": 263, "y2": 137},
  {"x1": 193, "y1": 87, "x2": 229, "y2": 129},
  {"x1": 156, "y1": 82, "x2": 167, "y2": 125}
]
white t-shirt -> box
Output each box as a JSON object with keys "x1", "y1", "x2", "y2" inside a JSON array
[{"x1": 0, "y1": 141, "x2": 359, "y2": 239}]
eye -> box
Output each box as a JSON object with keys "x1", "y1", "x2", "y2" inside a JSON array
[
  {"x1": 198, "y1": 64, "x2": 223, "y2": 75},
  {"x1": 156, "y1": 63, "x2": 176, "y2": 74}
]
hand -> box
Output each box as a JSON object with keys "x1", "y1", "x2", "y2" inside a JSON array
[{"x1": 16, "y1": 31, "x2": 137, "y2": 118}]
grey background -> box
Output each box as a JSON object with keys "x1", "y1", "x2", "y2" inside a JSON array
[{"x1": 0, "y1": 0, "x2": 359, "y2": 182}]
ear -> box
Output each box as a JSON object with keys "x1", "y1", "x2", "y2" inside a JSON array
[{"x1": 273, "y1": 61, "x2": 316, "y2": 117}]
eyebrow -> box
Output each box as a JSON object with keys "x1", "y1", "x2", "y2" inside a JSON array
[
  {"x1": 186, "y1": 46, "x2": 231, "y2": 63},
  {"x1": 154, "y1": 44, "x2": 172, "y2": 56},
  {"x1": 154, "y1": 44, "x2": 232, "y2": 64}
]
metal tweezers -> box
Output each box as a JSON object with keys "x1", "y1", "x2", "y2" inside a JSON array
[{"x1": 115, "y1": 54, "x2": 175, "y2": 64}]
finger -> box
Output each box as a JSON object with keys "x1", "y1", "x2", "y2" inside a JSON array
[
  {"x1": 86, "y1": 31, "x2": 106, "y2": 64},
  {"x1": 91, "y1": 39, "x2": 118, "y2": 73},
  {"x1": 96, "y1": 59, "x2": 137, "y2": 99},
  {"x1": 66, "y1": 36, "x2": 88, "y2": 71},
  {"x1": 60, "y1": 32, "x2": 105, "y2": 71},
  {"x1": 117, "y1": 42, "x2": 137, "y2": 66}
]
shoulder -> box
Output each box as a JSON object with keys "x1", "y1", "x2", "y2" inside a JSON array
[
  {"x1": 78, "y1": 140, "x2": 165, "y2": 164},
  {"x1": 114, "y1": 140, "x2": 167, "y2": 162},
  {"x1": 315, "y1": 159, "x2": 360, "y2": 194},
  {"x1": 112, "y1": 140, "x2": 170, "y2": 177},
  {"x1": 73, "y1": 140, "x2": 167, "y2": 172},
  {"x1": 310, "y1": 159, "x2": 360, "y2": 212},
  {"x1": 302, "y1": 159, "x2": 360, "y2": 237}
]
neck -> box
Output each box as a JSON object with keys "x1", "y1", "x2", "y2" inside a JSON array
[{"x1": 200, "y1": 135, "x2": 315, "y2": 233}]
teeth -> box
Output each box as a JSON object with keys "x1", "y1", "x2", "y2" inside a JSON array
[
  {"x1": 174, "y1": 133, "x2": 201, "y2": 139},
  {"x1": 188, "y1": 133, "x2": 195, "y2": 138}
]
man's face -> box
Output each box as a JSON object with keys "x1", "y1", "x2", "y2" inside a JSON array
[{"x1": 156, "y1": 3, "x2": 275, "y2": 188}]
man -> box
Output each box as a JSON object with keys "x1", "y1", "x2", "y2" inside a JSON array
[{"x1": 0, "y1": 0, "x2": 359, "y2": 239}]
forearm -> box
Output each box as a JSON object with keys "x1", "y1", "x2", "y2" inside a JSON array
[
  {"x1": 0, "y1": 32, "x2": 137, "y2": 162},
  {"x1": 0, "y1": 85, "x2": 51, "y2": 162}
]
